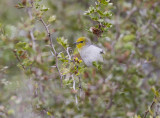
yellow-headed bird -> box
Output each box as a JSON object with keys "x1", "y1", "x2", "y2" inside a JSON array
[{"x1": 74, "y1": 37, "x2": 104, "y2": 66}]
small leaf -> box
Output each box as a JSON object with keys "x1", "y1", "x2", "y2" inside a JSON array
[
  {"x1": 122, "y1": 34, "x2": 136, "y2": 42},
  {"x1": 56, "y1": 37, "x2": 69, "y2": 49},
  {"x1": 22, "y1": 59, "x2": 32, "y2": 66},
  {"x1": 123, "y1": 42, "x2": 135, "y2": 51},
  {"x1": 15, "y1": 3, "x2": 24, "y2": 9},
  {"x1": 48, "y1": 15, "x2": 56, "y2": 22},
  {"x1": 15, "y1": 42, "x2": 27, "y2": 49},
  {"x1": 98, "y1": 19, "x2": 104, "y2": 22},
  {"x1": 148, "y1": 106, "x2": 153, "y2": 115},
  {"x1": 92, "y1": 61, "x2": 102, "y2": 70},
  {"x1": 41, "y1": 5, "x2": 49, "y2": 11},
  {"x1": 151, "y1": 86, "x2": 160, "y2": 97},
  {"x1": 8, "y1": 109, "x2": 15, "y2": 115}
]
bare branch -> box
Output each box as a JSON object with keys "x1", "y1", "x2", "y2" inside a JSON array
[
  {"x1": 143, "y1": 89, "x2": 160, "y2": 118},
  {"x1": 72, "y1": 74, "x2": 78, "y2": 105},
  {"x1": 151, "y1": 23, "x2": 160, "y2": 33},
  {"x1": 39, "y1": 17, "x2": 63, "y2": 87},
  {"x1": 66, "y1": 47, "x2": 72, "y2": 60},
  {"x1": 78, "y1": 75, "x2": 82, "y2": 97},
  {"x1": 27, "y1": 0, "x2": 36, "y2": 51},
  {"x1": 122, "y1": 6, "x2": 137, "y2": 24}
]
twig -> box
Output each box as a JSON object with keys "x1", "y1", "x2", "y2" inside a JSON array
[
  {"x1": 27, "y1": 0, "x2": 36, "y2": 51},
  {"x1": 122, "y1": 6, "x2": 137, "y2": 24},
  {"x1": 73, "y1": 59, "x2": 82, "y2": 98},
  {"x1": 106, "y1": 95, "x2": 113, "y2": 110},
  {"x1": 66, "y1": 47, "x2": 71, "y2": 60},
  {"x1": 143, "y1": 89, "x2": 160, "y2": 118},
  {"x1": 39, "y1": 17, "x2": 63, "y2": 87},
  {"x1": 72, "y1": 74, "x2": 78, "y2": 105},
  {"x1": 66, "y1": 47, "x2": 82, "y2": 99},
  {"x1": 151, "y1": 23, "x2": 160, "y2": 33},
  {"x1": 13, "y1": 50, "x2": 25, "y2": 70},
  {"x1": 78, "y1": 75, "x2": 82, "y2": 97},
  {"x1": 66, "y1": 47, "x2": 81, "y2": 103},
  {"x1": 102, "y1": 85, "x2": 119, "y2": 117}
]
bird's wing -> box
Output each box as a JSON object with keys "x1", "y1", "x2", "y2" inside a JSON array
[
  {"x1": 91, "y1": 45, "x2": 104, "y2": 54},
  {"x1": 79, "y1": 45, "x2": 104, "y2": 66},
  {"x1": 86, "y1": 45, "x2": 104, "y2": 62}
]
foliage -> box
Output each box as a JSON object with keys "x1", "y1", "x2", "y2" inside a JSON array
[{"x1": 0, "y1": 0, "x2": 160, "y2": 118}]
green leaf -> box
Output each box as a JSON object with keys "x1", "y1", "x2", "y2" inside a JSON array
[
  {"x1": 122, "y1": 34, "x2": 136, "y2": 42},
  {"x1": 15, "y1": 42, "x2": 27, "y2": 49},
  {"x1": 57, "y1": 52, "x2": 68, "y2": 62},
  {"x1": 56, "y1": 37, "x2": 68, "y2": 49},
  {"x1": 148, "y1": 106, "x2": 153, "y2": 115},
  {"x1": 113, "y1": 66, "x2": 124, "y2": 75},
  {"x1": 91, "y1": 16, "x2": 98, "y2": 21},
  {"x1": 48, "y1": 15, "x2": 56, "y2": 22},
  {"x1": 133, "y1": 115, "x2": 141, "y2": 118},
  {"x1": 98, "y1": 19, "x2": 104, "y2": 22},
  {"x1": 97, "y1": 10, "x2": 103, "y2": 16},
  {"x1": 16, "y1": 3, "x2": 24, "y2": 9},
  {"x1": 104, "y1": 11, "x2": 112, "y2": 17},
  {"x1": 84, "y1": 11, "x2": 90, "y2": 15},
  {"x1": 22, "y1": 59, "x2": 32, "y2": 67},
  {"x1": 35, "y1": 3, "x2": 40, "y2": 9},
  {"x1": 98, "y1": 0, "x2": 109, "y2": 5},
  {"x1": 41, "y1": 5, "x2": 49, "y2": 11},
  {"x1": 8, "y1": 109, "x2": 15, "y2": 115},
  {"x1": 151, "y1": 86, "x2": 160, "y2": 97},
  {"x1": 15, "y1": 42, "x2": 32, "y2": 52},
  {"x1": 88, "y1": 6, "x2": 95, "y2": 13},
  {"x1": 92, "y1": 61, "x2": 102, "y2": 70},
  {"x1": 123, "y1": 42, "x2": 135, "y2": 51},
  {"x1": 34, "y1": 31, "x2": 46, "y2": 39}
]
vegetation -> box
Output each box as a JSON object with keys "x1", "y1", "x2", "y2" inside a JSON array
[{"x1": 0, "y1": 0, "x2": 160, "y2": 118}]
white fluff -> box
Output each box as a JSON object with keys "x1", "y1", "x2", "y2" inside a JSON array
[{"x1": 79, "y1": 45, "x2": 104, "y2": 66}]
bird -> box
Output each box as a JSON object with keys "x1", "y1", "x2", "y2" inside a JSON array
[{"x1": 74, "y1": 37, "x2": 104, "y2": 66}]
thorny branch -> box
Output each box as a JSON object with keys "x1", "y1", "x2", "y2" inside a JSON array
[
  {"x1": 143, "y1": 89, "x2": 160, "y2": 118},
  {"x1": 40, "y1": 17, "x2": 63, "y2": 87}
]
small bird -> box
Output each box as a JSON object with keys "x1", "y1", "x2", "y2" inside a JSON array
[{"x1": 74, "y1": 37, "x2": 104, "y2": 66}]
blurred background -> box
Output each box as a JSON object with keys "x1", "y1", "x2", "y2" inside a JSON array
[{"x1": 0, "y1": 0, "x2": 160, "y2": 118}]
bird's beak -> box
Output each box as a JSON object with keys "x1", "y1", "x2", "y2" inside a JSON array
[{"x1": 74, "y1": 42, "x2": 78, "y2": 45}]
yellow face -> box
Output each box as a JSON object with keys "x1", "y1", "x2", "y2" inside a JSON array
[{"x1": 76, "y1": 37, "x2": 86, "y2": 49}]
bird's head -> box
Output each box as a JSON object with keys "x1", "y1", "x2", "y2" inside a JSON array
[{"x1": 74, "y1": 37, "x2": 91, "y2": 50}]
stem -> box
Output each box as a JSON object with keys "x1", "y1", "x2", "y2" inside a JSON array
[
  {"x1": 27, "y1": 0, "x2": 36, "y2": 51},
  {"x1": 72, "y1": 74, "x2": 78, "y2": 105},
  {"x1": 40, "y1": 17, "x2": 63, "y2": 87},
  {"x1": 143, "y1": 89, "x2": 160, "y2": 118},
  {"x1": 78, "y1": 75, "x2": 82, "y2": 97}
]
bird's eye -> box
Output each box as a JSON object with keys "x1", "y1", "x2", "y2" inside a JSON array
[{"x1": 80, "y1": 41, "x2": 83, "y2": 43}]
